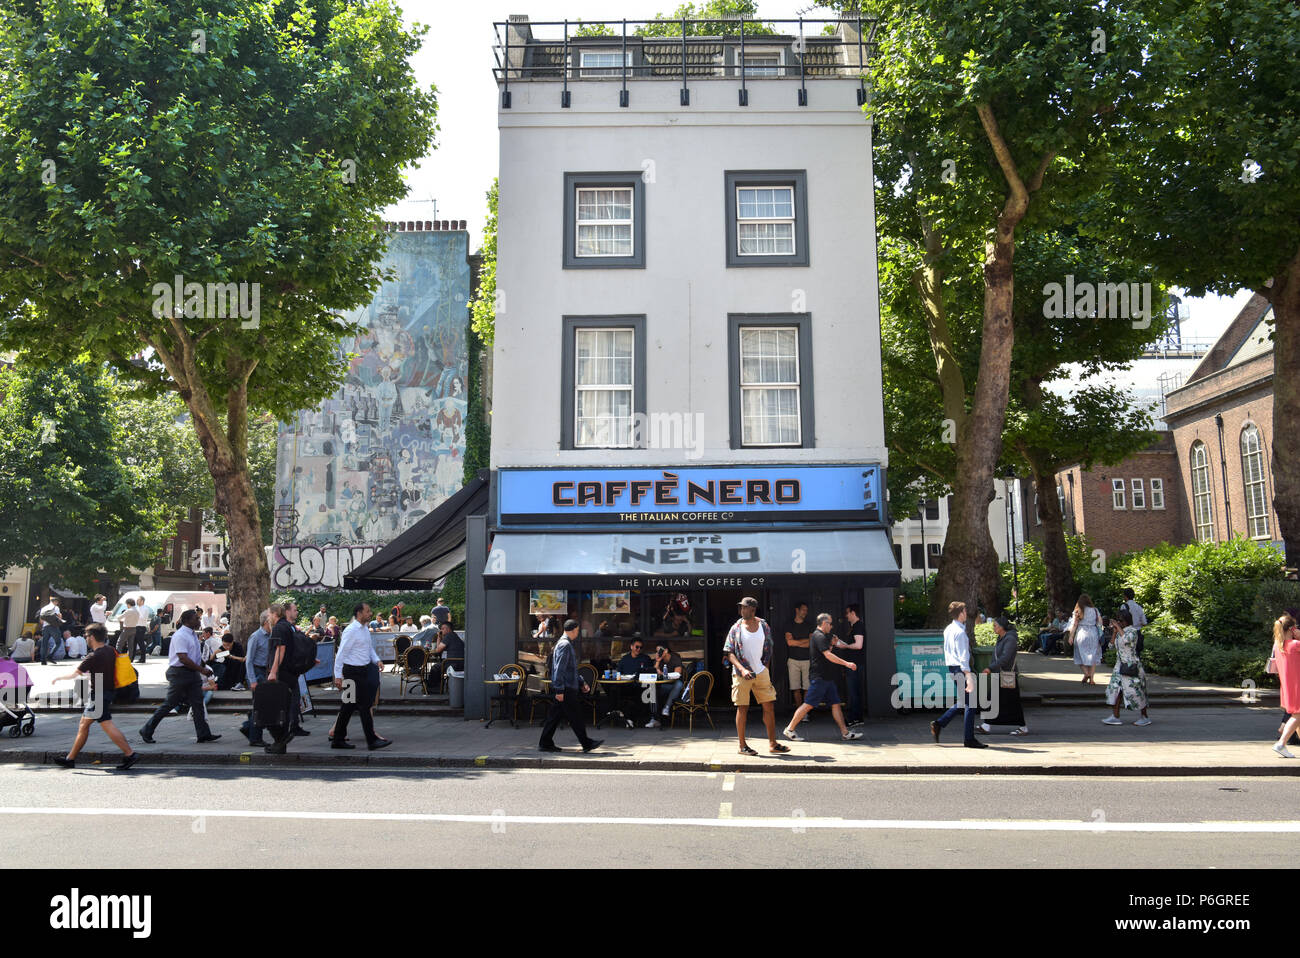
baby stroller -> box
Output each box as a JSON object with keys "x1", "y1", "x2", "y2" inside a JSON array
[{"x1": 0, "y1": 658, "x2": 35, "y2": 738}]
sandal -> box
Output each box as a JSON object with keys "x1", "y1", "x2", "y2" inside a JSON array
[
  {"x1": 738, "y1": 744, "x2": 758, "y2": 756},
  {"x1": 769, "y1": 742, "x2": 791, "y2": 753}
]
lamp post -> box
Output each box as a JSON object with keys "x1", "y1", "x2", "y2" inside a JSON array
[{"x1": 1003, "y1": 466, "x2": 1019, "y2": 620}]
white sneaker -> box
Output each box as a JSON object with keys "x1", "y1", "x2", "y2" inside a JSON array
[
  {"x1": 645, "y1": 718, "x2": 660, "y2": 728},
  {"x1": 782, "y1": 727, "x2": 803, "y2": 741},
  {"x1": 1134, "y1": 717, "x2": 1153, "y2": 727},
  {"x1": 979, "y1": 722, "x2": 992, "y2": 733},
  {"x1": 1010, "y1": 726, "x2": 1029, "y2": 736},
  {"x1": 1274, "y1": 742, "x2": 1294, "y2": 758},
  {"x1": 1102, "y1": 716, "x2": 1123, "y2": 725},
  {"x1": 841, "y1": 730, "x2": 863, "y2": 741}
]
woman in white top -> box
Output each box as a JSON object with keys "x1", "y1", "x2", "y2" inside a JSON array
[{"x1": 1069, "y1": 593, "x2": 1103, "y2": 684}]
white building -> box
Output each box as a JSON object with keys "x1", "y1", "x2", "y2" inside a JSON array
[{"x1": 891, "y1": 486, "x2": 1025, "y2": 581}]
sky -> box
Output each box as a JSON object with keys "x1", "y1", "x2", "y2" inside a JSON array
[{"x1": 389, "y1": 1, "x2": 1247, "y2": 345}]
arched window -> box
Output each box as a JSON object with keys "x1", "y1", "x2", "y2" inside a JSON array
[
  {"x1": 1241, "y1": 424, "x2": 1270, "y2": 539},
  {"x1": 1191, "y1": 441, "x2": 1215, "y2": 542}
]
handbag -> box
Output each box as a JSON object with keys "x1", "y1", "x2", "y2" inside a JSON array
[
  {"x1": 1119, "y1": 660, "x2": 1140, "y2": 678},
  {"x1": 1268, "y1": 652, "x2": 1279, "y2": 675},
  {"x1": 999, "y1": 669, "x2": 1016, "y2": 689}
]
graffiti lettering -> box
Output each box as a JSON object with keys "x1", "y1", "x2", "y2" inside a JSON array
[{"x1": 273, "y1": 546, "x2": 377, "y2": 590}]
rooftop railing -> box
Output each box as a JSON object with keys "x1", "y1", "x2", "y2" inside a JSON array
[{"x1": 493, "y1": 15, "x2": 877, "y2": 109}]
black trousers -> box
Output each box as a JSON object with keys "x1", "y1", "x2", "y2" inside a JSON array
[
  {"x1": 332, "y1": 664, "x2": 379, "y2": 744},
  {"x1": 143, "y1": 668, "x2": 212, "y2": 740},
  {"x1": 539, "y1": 689, "x2": 594, "y2": 748},
  {"x1": 132, "y1": 627, "x2": 150, "y2": 663}
]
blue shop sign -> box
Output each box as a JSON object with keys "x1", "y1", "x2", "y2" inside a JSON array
[{"x1": 497, "y1": 464, "x2": 882, "y2": 525}]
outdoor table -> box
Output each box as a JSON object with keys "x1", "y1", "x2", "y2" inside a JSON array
[
  {"x1": 484, "y1": 678, "x2": 520, "y2": 729},
  {"x1": 597, "y1": 677, "x2": 640, "y2": 728}
]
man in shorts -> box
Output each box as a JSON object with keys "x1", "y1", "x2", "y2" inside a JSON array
[
  {"x1": 784, "y1": 601, "x2": 811, "y2": 708},
  {"x1": 722, "y1": 597, "x2": 789, "y2": 756},
  {"x1": 782, "y1": 614, "x2": 864, "y2": 742},
  {"x1": 49, "y1": 623, "x2": 138, "y2": 770}
]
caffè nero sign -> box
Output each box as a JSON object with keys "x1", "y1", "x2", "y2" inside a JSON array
[{"x1": 497, "y1": 464, "x2": 882, "y2": 525}]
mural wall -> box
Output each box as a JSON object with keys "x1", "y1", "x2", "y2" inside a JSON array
[{"x1": 272, "y1": 229, "x2": 471, "y2": 590}]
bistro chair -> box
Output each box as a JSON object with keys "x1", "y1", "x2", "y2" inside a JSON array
[
  {"x1": 525, "y1": 673, "x2": 553, "y2": 726},
  {"x1": 576, "y1": 663, "x2": 600, "y2": 727},
  {"x1": 399, "y1": 646, "x2": 429, "y2": 697},
  {"x1": 671, "y1": 670, "x2": 715, "y2": 732},
  {"x1": 391, "y1": 635, "x2": 412, "y2": 673},
  {"x1": 488, "y1": 663, "x2": 525, "y2": 728}
]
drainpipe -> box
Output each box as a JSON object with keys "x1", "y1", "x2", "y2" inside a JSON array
[{"x1": 1214, "y1": 414, "x2": 1233, "y2": 539}]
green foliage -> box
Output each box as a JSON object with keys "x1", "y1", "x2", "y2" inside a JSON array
[
  {"x1": 1004, "y1": 534, "x2": 1120, "y2": 625},
  {"x1": 272, "y1": 587, "x2": 466, "y2": 634},
  {"x1": 463, "y1": 324, "x2": 490, "y2": 483},
  {"x1": 1140, "y1": 617, "x2": 1272, "y2": 688},
  {"x1": 1250, "y1": 580, "x2": 1300, "y2": 635},
  {"x1": 1154, "y1": 539, "x2": 1284, "y2": 645},
  {"x1": 637, "y1": 0, "x2": 776, "y2": 35},
  {"x1": 0, "y1": 362, "x2": 165, "y2": 590},
  {"x1": 1108, "y1": 542, "x2": 1183, "y2": 617},
  {"x1": 893, "y1": 574, "x2": 937, "y2": 629},
  {"x1": 468, "y1": 179, "x2": 498, "y2": 347},
  {"x1": 572, "y1": 20, "x2": 616, "y2": 37}
]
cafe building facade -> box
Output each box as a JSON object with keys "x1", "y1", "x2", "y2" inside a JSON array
[{"x1": 356, "y1": 14, "x2": 901, "y2": 720}]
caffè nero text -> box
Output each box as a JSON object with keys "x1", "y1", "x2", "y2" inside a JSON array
[{"x1": 553, "y1": 473, "x2": 801, "y2": 507}]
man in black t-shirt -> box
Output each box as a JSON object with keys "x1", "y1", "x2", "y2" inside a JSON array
[
  {"x1": 49, "y1": 623, "x2": 138, "y2": 770},
  {"x1": 835, "y1": 604, "x2": 867, "y2": 727},
  {"x1": 784, "y1": 602, "x2": 811, "y2": 707},
  {"x1": 267, "y1": 600, "x2": 307, "y2": 749},
  {"x1": 780, "y1": 614, "x2": 863, "y2": 743}
]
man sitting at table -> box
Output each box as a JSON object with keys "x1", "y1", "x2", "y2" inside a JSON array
[
  {"x1": 647, "y1": 643, "x2": 685, "y2": 729},
  {"x1": 616, "y1": 640, "x2": 655, "y2": 725},
  {"x1": 429, "y1": 621, "x2": 465, "y2": 684}
]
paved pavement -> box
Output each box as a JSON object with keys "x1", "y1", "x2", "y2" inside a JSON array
[
  {"x1": 2, "y1": 765, "x2": 1296, "y2": 868},
  {"x1": 5, "y1": 652, "x2": 1288, "y2": 774}
]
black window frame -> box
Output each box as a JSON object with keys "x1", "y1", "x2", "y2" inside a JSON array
[
  {"x1": 560, "y1": 315, "x2": 647, "y2": 450},
  {"x1": 724, "y1": 170, "x2": 809, "y2": 268},
  {"x1": 563, "y1": 172, "x2": 646, "y2": 270},
  {"x1": 727, "y1": 313, "x2": 815, "y2": 449}
]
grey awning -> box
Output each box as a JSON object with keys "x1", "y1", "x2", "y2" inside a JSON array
[
  {"x1": 482, "y1": 528, "x2": 899, "y2": 590},
  {"x1": 343, "y1": 473, "x2": 489, "y2": 589}
]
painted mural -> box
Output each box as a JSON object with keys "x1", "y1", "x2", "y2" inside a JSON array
[{"x1": 272, "y1": 230, "x2": 471, "y2": 590}]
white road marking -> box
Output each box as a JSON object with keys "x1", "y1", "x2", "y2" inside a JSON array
[
  {"x1": 722, "y1": 774, "x2": 735, "y2": 791},
  {"x1": 0, "y1": 806, "x2": 1298, "y2": 833},
  {"x1": 718, "y1": 802, "x2": 733, "y2": 818}
]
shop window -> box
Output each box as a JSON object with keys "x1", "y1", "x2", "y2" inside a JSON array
[
  {"x1": 724, "y1": 170, "x2": 809, "y2": 267},
  {"x1": 563, "y1": 172, "x2": 646, "y2": 269},
  {"x1": 561, "y1": 316, "x2": 646, "y2": 450},
  {"x1": 728, "y1": 313, "x2": 814, "y2": 448}
]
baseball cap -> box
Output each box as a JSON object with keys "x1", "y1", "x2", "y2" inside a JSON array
[{"x1": 738, "y1": 597, "x2": 758, "y2": 609}]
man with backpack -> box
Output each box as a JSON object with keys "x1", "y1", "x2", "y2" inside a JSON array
[{"x1": 268, "y1": 600, "x2": 316, "y2": 744}]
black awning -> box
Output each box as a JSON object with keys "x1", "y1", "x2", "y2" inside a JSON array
[{"x1": 342, "y1": 473, "x2": 489, "y2": 589}]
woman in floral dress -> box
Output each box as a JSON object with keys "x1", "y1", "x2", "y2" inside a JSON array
[{"x1": 1103, "y1": 607, "x2": 1151, "y2": 726}]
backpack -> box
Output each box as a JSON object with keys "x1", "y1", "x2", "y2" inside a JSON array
[
  {"x1": 252, "y1": 679, "x2": 294, "y2": 730},
  {"x1": 287, "y1": 628, "x2": 317, "y2": 674},
  {"x1": 113, "y1": 650, "x2": 140, "y2": 704}
]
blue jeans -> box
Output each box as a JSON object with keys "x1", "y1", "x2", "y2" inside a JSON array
[
  {"x1": 844, "y1": 664, "x2": 863, "y2": 723},
  {"x1": 657, "y1": 678, "x2": 685, "y2": 715},
  {"x1": 936, "y1": 665, "x2": 976, "y2": 743}
]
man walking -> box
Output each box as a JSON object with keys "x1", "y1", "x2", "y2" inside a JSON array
[
  {"x1": 538, "y1": 619, "x2": 602, "y2": 754},
  {"x1": 38, "y1": 595, "x2": 63, "y2": 665},
  {"x1": 784, "y1": 601, "x2": 811, "y2": 708},
  {"x1": 783, "y1": 614, "x2": 864, "y2": 742},
  {"x1": 50, "y1": 623, "x2": 138, "y2": 770},
  {"x1": 267, "y1": 601, "x2": 309, "y2": 740},
  {"x1": 331, "y1": 602, "x2": 392, "y2": 751},
  {"x1": 113, "y1": 597, "x2": 139, "y2": 656},
  {"x1": 139, "y1": 608, "x2": 221, "y2": 744},
  {"x1": 134, "y1": 595, "x2": 155, "y2": 663},
  {"x1": 930, "y1": 601, "x2": 987, "y2": 749},
  {"x1": 723, "y1": 597, "x2": 789, "y2": 756},
  {"x1": 241, "y1": 609, "x2": 274, "y2": 746}
]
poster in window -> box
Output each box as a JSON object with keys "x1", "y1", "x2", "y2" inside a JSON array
[
  {"x1": 592, "y1": 591, "x2": 631, "y2": 614},
  {"x1": 529, "y1": 590, "x2": 569, "y2": 615}
]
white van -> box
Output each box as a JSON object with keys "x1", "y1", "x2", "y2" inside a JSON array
[{"x1": 105, "y1": 591, "x2": 227, "y2": 639}]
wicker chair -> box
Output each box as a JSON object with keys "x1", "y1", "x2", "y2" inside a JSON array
[
  {"x1": 399, "y1": 646, "x2": 428, "y2": 696},
  {"x1": 489, "y1": 663, "x2": 526, "y2": 727},
  {"x1": 576, "y1": 663, "x2": 600, "y2": 726},
  {"x1": 391, "y1": 635, "x2": 412, "y2": 673},
  {"x1": 670, "y1": 669, "x2": 715, "y2": 731}
]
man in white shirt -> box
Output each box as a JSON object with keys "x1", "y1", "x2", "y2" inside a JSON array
[
  {"x1": 64, "y1": 632, "x2": 87, "y2": 658},
  {"x1": 134, "y1": 595, "x2": 155, "y2": 663},
  {"x1": 89, "y1": 595, "x2": 108, "y2": 625},
  {"x1": 930, "y1": 601, "x2": 986, "y2": 749},
  {"x1": 200, "y1": 607, "x2": 218, "y2": 631},
  {"x1": 139, "y1": 609, "x2": 221, "y2": 744},
  {"x1": 1121, "y1": 589, "x2": 1148, "y2": 627},
  {"x1": 114, "y1": 598, "x2": 140, "y2": 655},
  {"x1": 721, "y1": 597, "x2": 788, "y2": 756},
  {"x1": 330, "y1": 603, "x2": 391, "y2": 750}
]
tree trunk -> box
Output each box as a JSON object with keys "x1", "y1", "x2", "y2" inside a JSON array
[
  {"x1": 1031, "y1": 460, "x2": 1075, "y2": 616},
  {"x1": 1271, "y1": 246, "x2": 1300, "y2": 568},
  {"x1": 211, "y1": 457, "x2": 270, "y2": 646}
]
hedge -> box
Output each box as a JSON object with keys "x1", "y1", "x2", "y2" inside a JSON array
[{"x1": 273, "y1": 566, "x2": 468, "y2": 632}]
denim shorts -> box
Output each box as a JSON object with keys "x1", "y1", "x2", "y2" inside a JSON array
[
  {"x1": 83, "y1": 689, "x2": 114, "y2": 723},
  {"x1": 805, "y1": 678, "x2": 841, "y2": 707}
]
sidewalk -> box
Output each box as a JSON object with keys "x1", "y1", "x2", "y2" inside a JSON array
[{"x1": 5, "y1": 657, "x2": 1292, "y2": 775}]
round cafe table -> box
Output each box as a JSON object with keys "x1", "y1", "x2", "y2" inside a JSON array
[{"x1": 483, "y1": 677, "x2": 521, "y2": 729}]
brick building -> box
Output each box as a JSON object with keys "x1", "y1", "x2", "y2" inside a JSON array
[
  {"x1": 1164, "y1": 293, "x2": 1278, "y2": 546},
  {"x1": 1021, "y1": 293, "x2": 1279, "y2": 558}
]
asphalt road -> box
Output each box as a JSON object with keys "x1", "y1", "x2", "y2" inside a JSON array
[{"x1": 1, "y1": 764, "x2": 1297, "y2": 868}]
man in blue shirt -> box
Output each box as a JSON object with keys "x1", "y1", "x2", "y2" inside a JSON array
[
  {"x1": 240, "y1": 608, "x2": 275, "y2": 746},
  {"x1": 538, "y1": 620, "x2": 602, "y2": 754},
  {"x1": 139, "y1": 608, "x2": 221, "y2": 744}
]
